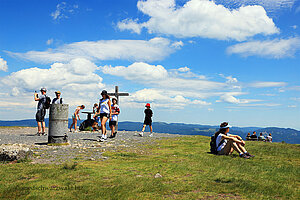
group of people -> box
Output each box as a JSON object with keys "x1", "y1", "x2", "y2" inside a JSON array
[
  {"x1": 246, "y1": 131, "x2": 272, "y2": 142},
  {"x1": 35, "y1": 88, "x2": 154, "y2": 142},
  {"x1": 34, "y1": 88, "x2": 63, "y2": 136},
  {"x1": 35, "y1": 88, "x2": 262, "y2": 159}
]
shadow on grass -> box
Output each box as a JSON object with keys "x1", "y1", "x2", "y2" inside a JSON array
[{"x1": 206, "y1": 152, "x2": 239, "y2": 158}]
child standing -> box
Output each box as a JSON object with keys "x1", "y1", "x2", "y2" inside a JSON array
[
  {"x1": 139, "y1": 103, "x2": 153, "y2": 137},
  {"x1": 108, "y1": 98, "x2": 120, "y2": 138},
  {"x1": 70, "y1": 105, "x2": 85, "y2": 132}
]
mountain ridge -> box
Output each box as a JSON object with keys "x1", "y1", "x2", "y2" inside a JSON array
[{"x1": 0, "y1": 119, "x2": 299, "y2": 144}]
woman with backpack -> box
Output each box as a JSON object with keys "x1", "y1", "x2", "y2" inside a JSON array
[{"x1": 214, "y1": 122, "x2": 254, "y2": 159}]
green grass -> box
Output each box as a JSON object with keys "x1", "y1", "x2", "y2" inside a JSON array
[{"x1": 0, "y1": 136, "x2": 299, "y2": 200}]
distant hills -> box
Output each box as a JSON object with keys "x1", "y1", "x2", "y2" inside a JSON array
[{"x1": 0, "y1": 119, "x2": 299, "y2": 144}]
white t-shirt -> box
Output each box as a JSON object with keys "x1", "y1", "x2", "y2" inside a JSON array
[
  {"x1": 111, "y1": 104, "x2": 120, "y2": 121},
  {"x1": 100, "y1": 98, "x2": 110, "y2": 114},
  {"x1": 216, "y1": 133, "x2": 231, "y2": 151}
]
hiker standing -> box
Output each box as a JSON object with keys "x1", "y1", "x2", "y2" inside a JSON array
[
  {"x1": 34, "y1": 88, "x2": 48, "y2": 136},
  {"x1": 139, "y1": 103, "x2": 153, "y2": 137},
  {"x1": 52, "y1": 91, "x2": 64, "y2": 104},
  {"x1": 94, "y1": 90, "x2": 112, "y2": 142},
  {"x1": 108, "y1": 98, "x2": 120, "y2": 138},
  {"x1": 69, "y1": 105, "x2": 85, "y2": 132}
]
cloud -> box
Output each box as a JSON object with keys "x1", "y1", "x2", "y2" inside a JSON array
[
  {"x1": 291, "y1": 97, "x2": 300, "y2": 101},
  {"x1": 117, "y1": 0, "x2": 279, "y2": 41},
  {"x1": 51, "y1": 2, "x2": 79, "y2": 21},
  {"x1": 227, "y1": 37, "x2": 300, "y2": 58},
  {"x1": 215, "y1": 0, "x2": 296, "y2": 14},
  {"x1": 217, "y1": 92, "x2": 262, "y2": 104},
  {"x1": 100, "y1": 62, "x2": 225, "y2": 91},
  {"x1": 0, "y1": 57, "x2": 8, "y2": 72},
  {"x1": 295, "y1": 5, "x2": 300, "y2": 13},
  {"x1": 102, "y1": 62, "x2": 168, "y2": 82},
  {"x1": 288, "y1": 105, "x2": 297, "y2": 108},
  {"x1": 46, "y1": 39, "x2": 54, "y2": 45},
  {"x1": 0, "y1": 58, "x2": 105, "y2": 109},
  {"x1": 249, "y1": 81, "x2": 287, "y2": 88},
  {"x1": 7, "y1": 37, "x2": 175, "y2": 63},
  {"x1": 124, "y1": 88, "x2": 211, "y2": 109}
]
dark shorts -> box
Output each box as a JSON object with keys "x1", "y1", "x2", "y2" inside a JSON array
[
  {"x1": 109, "y1": 121, "x2": 117, "y2": 126},
  {"x1": 144, "y1": 118, "x2": 152, "y2": 126},
  {"x1": 36, "y1": 109, "x2": 46, "y2": 122},
  {"x1": 100, "y1": 113, "x2": 109, "y2": 118}
]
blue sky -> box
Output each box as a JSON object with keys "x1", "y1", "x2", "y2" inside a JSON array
[{"x1": 0, "y1": 0, "x2": 299, "y2": 129}]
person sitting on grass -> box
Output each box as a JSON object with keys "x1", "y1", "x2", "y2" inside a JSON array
[
  {"x1": 250, "y1": 131, "x2": 258, "y2": 140},
  {"x1": 266, "y1": 133, "x2": 272, "y2": 143},
  {"x1": 258, "y1": 132, "x2": 265, "y2": 141},
  {"x1": 246, "y1": 132, "x2": 251, "y2": 140},
  {"x1": 216, "y1": 122, "x2": 254, "y2": 159},
  {"x1": 69, "y1": 105, "x2": 85, "y2": 132}
]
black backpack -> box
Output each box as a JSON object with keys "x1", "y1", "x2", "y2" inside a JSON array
[
  {"x1": 210, "y1": 132, "x2": 224, "y2": 154},
  {"x1": 44, "y1": 96, "x2": 51, "y2": 109}
]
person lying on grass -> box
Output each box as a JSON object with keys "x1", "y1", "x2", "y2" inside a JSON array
[{"x1": 216, "y1": 122, "x2": 254, "y2": 159}]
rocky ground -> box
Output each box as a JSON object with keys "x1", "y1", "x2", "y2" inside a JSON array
[{"x1": 0, "y1": 127, "x2": 181, "y2": 164}]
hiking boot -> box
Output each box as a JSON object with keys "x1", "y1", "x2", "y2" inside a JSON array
[
  {"x1": 240, "y1": 154, "x2": 250, "y2": 159},
  {"x1": 245, "y1": 152, "x2": 255, "y2": 158}
]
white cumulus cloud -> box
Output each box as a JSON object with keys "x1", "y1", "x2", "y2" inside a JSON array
[
  {"x1": 0, "y1": 58, "x2": 105, "y2": 110},
  {"x1": 117, "y1": 0, "x2": 279, "y2": 41},
  {"x1": 7, "y1": 37, "x2": 175, "y2": 63},
  {"x1": 100, "y1": 62, "x2": 225, "y2": 91},
  {"x1": 0, "y1": 57, "x2": 8, "y2": 72},
  {"x1": 227, "y1": 37, "x2": 300, "y2": 58},
  {"x1": 124, "y1": 88, "x2": 211, "y2": 109}
]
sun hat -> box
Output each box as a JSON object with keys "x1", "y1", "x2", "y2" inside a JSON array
[
  {"x1": 220, "y1": 122, "x2": 232, "y2": 129},
  {"x1": 145, "y1": 103, "x2": 151, "y2": 107},
  {"x1": 55, "y1": 91, "x2": 61, "y2": 94}
]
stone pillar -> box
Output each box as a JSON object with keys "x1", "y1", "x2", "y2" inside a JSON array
[{"x1": 48, "y1": 104, "x2": 69, "y2": 144}]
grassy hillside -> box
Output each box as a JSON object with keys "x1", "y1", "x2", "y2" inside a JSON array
[{"x1": 0, "y1": 136, "x2": 299, "y2": 199}]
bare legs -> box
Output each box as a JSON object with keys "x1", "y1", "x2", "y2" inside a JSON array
[
  {"x1": 70, "y1": 118, "x2": 77, "y2": 132},
  {"x1": 101, "y1": 117, "x2": 108, "y2": 137},
  {"x1": 223, "y1": 139, "x2": 247, "y2": 155},
  {"x1": 37, "y1": 122, "x2": 45, "y2": 133},
  {"x1": 109, "y1": 124, "x2": 115, "y2": 137},
  {"x1": 141, "y1": 124, "x2": 146, "y2": 132},
  {"x1": 142, "y1": 125, "x2": 153, "y2": 133}
]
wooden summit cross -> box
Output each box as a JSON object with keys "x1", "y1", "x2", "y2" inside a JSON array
[
  {"x1": 107, "y1": 86, "x2": 129, "y2": 131},
  {"x1": 107, "y1": 86, "x2": 129, "y2": 105}
]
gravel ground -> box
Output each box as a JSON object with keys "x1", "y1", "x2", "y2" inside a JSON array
[{"x1": 0, "y1": 127, "x2": 181, "y2": 164}]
